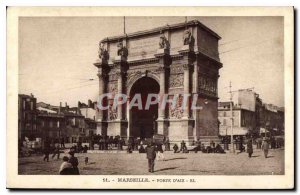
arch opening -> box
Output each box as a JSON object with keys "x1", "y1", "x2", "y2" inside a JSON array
[{"x1": 129, "y1": 77, "x2": 160, "y2": 139}]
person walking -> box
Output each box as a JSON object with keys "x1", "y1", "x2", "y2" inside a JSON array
[
  {"x1": 52, "y1": 144, "x2": 60, "y2": 159},
  {"x1": 145, "y1": 141, "x2": 156, "y2": 173},
  {"x1": 246, "y1": 139, "x2": 253, "y2": 158},
  {"x1": 60, "y1": 137, "x2": 65, "y2": 149},
  {"x1": 262, "y1": 138, "x2": 269, "y2": 158},
  {"x1": 43, "y1": 139, "x2": 50, "y2": 162}
]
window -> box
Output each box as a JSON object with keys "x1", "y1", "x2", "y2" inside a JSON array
[
  {"x1": 41, "y1": 120, "x2": 44, "y2": 127},
  {"x1": 223, "y1": 112, "x2": 227, "y2": 117},
  {"x1": 223, "y1": 119, "x2": 226, "y2": 125},
  {"x1": 49, "y1": 121, "x2": 53, "y2": 128},
  {"x1": 30, "y1": 102, "x2": 33, "y2": 110}
]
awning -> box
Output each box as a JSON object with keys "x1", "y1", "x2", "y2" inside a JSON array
[{"x1": 219, "y1": 126, "x2": 249, "y2": 136}]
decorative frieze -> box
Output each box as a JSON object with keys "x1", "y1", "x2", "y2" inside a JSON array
[
  {"x1": 169, "y1": 74, "x2": 184, "y2": 88},
  {"x1": 108, "y1": 104, "x2": 118, "y2": 121},
  {"x1": 170, "y1": 65, "x2": 184, "y2": 74},
  {"x1": 108, "y1": 82, "x2": 117, "y2": 95},
  {"x1": 170, "y1": 96, "x2": 184, "y2": 119},
  {"x1": 198, "y1": 76, "x2": 217, "y2": 97}
]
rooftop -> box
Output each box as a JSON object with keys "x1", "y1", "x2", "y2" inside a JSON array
[{"x1": 100, "y1": 20, "x2": 221, "y2": 43}]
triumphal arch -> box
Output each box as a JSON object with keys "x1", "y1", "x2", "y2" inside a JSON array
[{"x1": 94, "y1": 20, "x2": 222, "y2": 144}]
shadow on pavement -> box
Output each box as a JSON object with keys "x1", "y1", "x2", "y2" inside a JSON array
[
  {"x1": 155, "y1": 167, "x2": 178, "y2": 172},
  {"x1": 164, "y1": 157, "x2": 187, "y2": 161},
  {"x1": 19, "y1": 161, "x2": 37, "y2": 166}
]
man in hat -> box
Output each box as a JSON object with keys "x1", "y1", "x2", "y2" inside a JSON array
[
  {"x1": 246, "y1": 139, "x2": 253, "y2": 158},
  {"x1": 262, "y1": 138, "x2": 269, "y2": 158},
  {"x1": 145, "y1": 141, "x2": 156, "y2": 173},
  {"x1": 68, "y1": 151, "x2": 79, "y2": 175}
]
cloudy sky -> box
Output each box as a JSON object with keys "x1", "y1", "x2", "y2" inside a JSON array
[{"x1": 19, "y1": 16, "x2": 284, "y2": 107}]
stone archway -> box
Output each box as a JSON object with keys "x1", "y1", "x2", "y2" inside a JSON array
[{"x1": 129, "y1": 77, "x2": 160, "y2": 139}]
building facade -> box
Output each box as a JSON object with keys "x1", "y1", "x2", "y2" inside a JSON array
[
  {"x1": 94, "y1": 20, "x2": 222, "y2": 144},
  {"x1": 18, "y1": 94, "x2": 38, "y2": 140},
  {"x1": 79, "y1": 100, "x2": 97, "y2": 136},
  {"x1": 218, "y1": 102, "x2": 256, "y2": 137},
  {"x1": 260, "y1": 104, "x2": 285, "y2": 136},
  {"x1": 37, "y1": 111, "x2": 65, "y2": 140}
]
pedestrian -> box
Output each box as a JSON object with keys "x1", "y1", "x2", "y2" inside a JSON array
[
  {"x1": 246, "y1": 139, "x2": 253, "y2": 158},
  {"x1": 210, "y1": 140, "x2": 215, "y2": 153},
  {"x1": 173, "y1": 144, "x2": 179, "y2": 153},
  {"x1": 139, "y1": 144, "x2": 146, "y2": 153},
  {"x1": 145, "y1": 141, "x2": 156, "y2": 173},
  {"x1": 52, "y1": 144, "x2": 60, "y2": 159},
  {"x1": 83, "y1": 145, "x2": 88, "y2": 153},
  {"x1": 195, "y1": 139, "x2": 201, "y2": 153},
  {"x1": 164, "y1": 137, "x2": 170, "y2": 151},
  {"x1": 43, "y1": 139, "x2": 50, "y2": 162},
  {"x1": 156, "y1": 144, "x2": 165, "y2": 161},
  {"x1": 85, "y1": 157, "x2": 89, "y2": 165},
  {"x1": 59, "y1": 156, "x2": 73, "y2": 175},
  {"x1": 215, "y1": 144, "x2": 225, "y2": 153},
  {"x1": 256, "y1": 137, "x2": 262, "y2": 149},
  {"x1": 60, "y1": 137, "x2": 65, "y2": 149},
  {"x1": 180, "y1": 140, "x2": 187, "y2": 153},
  {"x1": 262, "y1": 138, "x2": 269, "y2": 158},
  {"x1": 68, "y1": 151, "x2": 80, "y2": 175}
]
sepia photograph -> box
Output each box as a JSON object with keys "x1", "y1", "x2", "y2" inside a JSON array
[{"x1": 6, "y1": 6, "x2": 294, "y2": 189}]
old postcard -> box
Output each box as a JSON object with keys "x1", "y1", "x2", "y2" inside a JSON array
[{"x1": 7, "y1": 6, "x2": 294, "y2": 189}]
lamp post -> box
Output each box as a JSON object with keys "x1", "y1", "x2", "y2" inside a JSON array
[{"x1": 229, "y1": 81, "x2": 235, "y2": 153}]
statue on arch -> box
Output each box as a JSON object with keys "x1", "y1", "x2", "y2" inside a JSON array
[
  {"x1": 159, "y1": 34, "x2": 170, "y2": 50},
  {"x1": 183, "y1": 29, "x2": 195, "y2": 48},
  {"x1": 117, "y1": 41, "x2": 128, "y2": 58},
  {"x1": 98, "y1": 42, "x2": 109, "y2": 62}
]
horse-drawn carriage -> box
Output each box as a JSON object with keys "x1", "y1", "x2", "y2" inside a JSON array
[{"x1": 19, "y1": 138, "x2": 43, "y2": 157}]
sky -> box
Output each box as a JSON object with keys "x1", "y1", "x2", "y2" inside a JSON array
[{"x1": 19, "y1": 16, "x2": 284, "y2": 107}]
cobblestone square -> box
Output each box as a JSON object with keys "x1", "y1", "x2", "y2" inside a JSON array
[{"x1": 19, "y1": 149, "x2": 284, "y2": 175}]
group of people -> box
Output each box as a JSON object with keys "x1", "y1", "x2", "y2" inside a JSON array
[
  {"x1": 172, "y1": 140, "x2": 225, "y2": 154},
  {"x1": 51, "y1": 135, "x2": 275, "y2": 175},
  {"x1": 69, "y1": 142, "x2": 89, "y2": 153},
  {"x1": 43, "y1": 139, "x2": 61, "y2": 162},
  {"x1": 59, "y1": 151, "x2": 80, "y2": 175},
  {"x1": 90, "y1": 134, "x2": 126, "y2": 150},
  {"x1": 127, "y1": 137, "x2": 170, "y2": 154},
  {"x1": 246, "y1": 137, "x2": 271, "y2": 158}
]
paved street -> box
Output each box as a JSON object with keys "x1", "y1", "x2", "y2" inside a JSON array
[{"x1": 19, "y1": 149, "x2": 284, "y2": 175}]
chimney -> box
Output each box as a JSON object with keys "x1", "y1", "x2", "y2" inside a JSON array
[
  {"x1": 65, "y1": 102, "x2": 67, "y2": 107},
  {"x1": 88, "y1": 99, "x2": 92, "y2": 108},
  {"x1": 78, "y1": 101, "x2": 81, "y2": 108},
  {"x1": 30, "y1": 93, "x2": 33, "y2": 97},
  {"x1": 59, "y1": 102, "x2": 62, "y2": 114}
]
